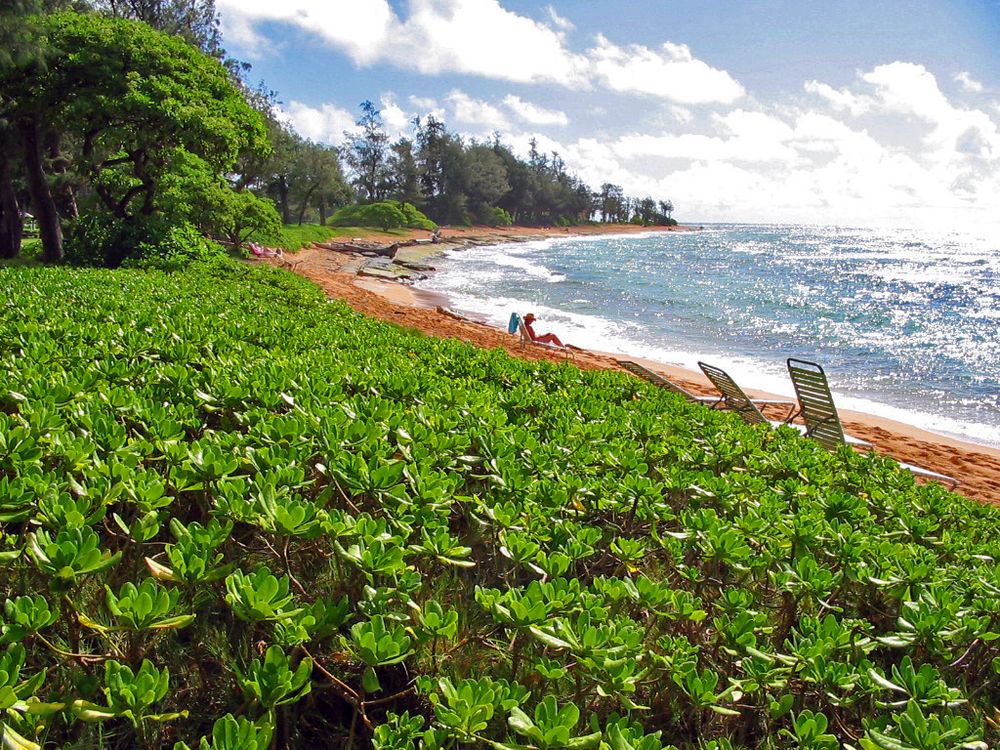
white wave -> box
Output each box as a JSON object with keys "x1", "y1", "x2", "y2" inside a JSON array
[
  {"x1": 437, "y1": 252, "x2": 565, "y2": 285},
  {"x1": 416, "y1": 226, "x2": 1000, "y2": 450},
  {"x1": 836, "y1": 394, "x2": 1000, "y2": 448},
  {"x1": 873, "y1": 265, "x2": 975, "y2": 286}
]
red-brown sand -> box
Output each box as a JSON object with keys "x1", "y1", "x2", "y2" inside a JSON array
[{"x1": 264, "y1": 226, "x2": 1000, "y2": 506}]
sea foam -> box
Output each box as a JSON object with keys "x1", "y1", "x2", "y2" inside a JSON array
[{"x1": 415, "y1": 225, "x2": 1000, "y2": 448}]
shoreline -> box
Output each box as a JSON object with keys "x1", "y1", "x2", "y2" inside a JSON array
[{"x1": 270, "y1": 224, "x2": 1000, "y2": 505}]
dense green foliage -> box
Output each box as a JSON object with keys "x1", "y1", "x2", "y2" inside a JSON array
[
  {"x1": 1, "y1": 6, "x2": 678, "y2": 267},
  {"x1": 85, "y1": 0, "x2": 225, "y2": 58},
  {"x1": 64, "y1": 214, "x2": 228, "y2": 270},
  {"x1": 0, "y1": 9, "x2": 269, "y2": 265},
  {"x1": 1, "y1": 262, "x2": 999, "y2": 749},
  {"x1": 332, "y1": 202, "x2": 437, "y2": 232},
  {"x1": 341, "y1": 102, "x2": 676, "y2": 228}
]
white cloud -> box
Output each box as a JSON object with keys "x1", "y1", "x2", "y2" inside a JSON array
[
  {"x1": 506, "y1": 62, "x2": 1000, "y2": 227},
  {"x1": 665, "y1": 105, "x2": 694, "y2": 124},
  {"x1": 280, "y1": 101, "x2": 358, "y2": 144},
  {"x1": 588, "y1": 35, "x2": 745, "y2": 104},
  {"x1": 608, "y1": 110, "x2": 796, "y2": 165},
  {"x1": 789, "y1": 112, "x2": 882, "y2": 161},
  {"x1": 402, "y1": 0, "x2": 590, "y2": 84},
  {"x1": 446, "y1": 90, "x2": 510, "y2": 130},
  {"x1": 379, "y1": 94, "x2": 411, "y2": 138},
  {"x1": 217, "y1": 11, "x2": 267, "y2": 52},
  {"x1": 803, "y1": 80, "x2": 870, "y2": 116},
  {"x1": 219, "y1": 0, "x2": 590, "y2": 87},
  {"x1": 858, "y1": 63, "x2": 1000, "y2": 164},
  {"x1": 861, "y1": 62, "x2": 952, "y2": 122},
  {"x1": 954, "y1": 71, "x2": 984, "y2": 93},
  {"x1": 217, "y1": 0, "x2": 398, "y2": 66},
  {"x1": 545, "y1": 5, "x2": 574, "y2": 32},
  {"x1": 218, "y1": 0, "x2": 741, "y2": 101},
  {"x1": 408, "y1": 95, "x2": 439, "y2": 111},
  {"x1": 503, "y1": 95, "x2": 569, "y2": 126}
]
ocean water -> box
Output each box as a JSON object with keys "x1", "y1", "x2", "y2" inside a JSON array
[{"x1": 413, "y1": 224, "x2": 1000, "y2": 448}]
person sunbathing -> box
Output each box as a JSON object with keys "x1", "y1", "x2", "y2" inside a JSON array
[
  {"x1": 523, "y1": 313, "x2": 564, "y2": 347},
  {"x1": 248, "y1": 242, "x2": 282, "y2": 259}
]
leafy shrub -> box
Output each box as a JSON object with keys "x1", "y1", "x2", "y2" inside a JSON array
[
  {"x1": 160, "y1": 152, "x2": 283, "y2": 249},
  {"x1": 397, "y1": 202, "x2": 437, "y2": 230},
  {"x1": 126, "y1": 223, "x2": 227, "y2": 271},
  {"x1": 331, "y1": 201, "x2": 436, "y2": 231},
  {"x1": 475, "y1": 205, "x2": 512, "y2": 227},
  {"x1": 64, "y1": 213, "x2": 225, "y2": 269}
]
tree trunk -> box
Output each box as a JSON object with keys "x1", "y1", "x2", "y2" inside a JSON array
[
  {"x1": 45, "y1": 128, "x2": 78, "y2": 220},
  {"x1": 319, "y1": 198, "x2": 327, "y2": 226},
  {"x1": 277, "y1": 176, "x2": 290, "y2": 224},
  {"x1": 296, "y1": 185, "x2": 317, "y2": 226},
  {"x1": 0, "y1": 146, "x2": 23, "y2": 260},
  {"x1": 19, "y1": 115, "x2": 63, "y2": 262}
]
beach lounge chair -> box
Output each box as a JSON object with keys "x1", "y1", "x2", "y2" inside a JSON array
[
  {"x1": 512, "y1": 313, "x2": 572, "y2": 359},
  {"x1": 786, "y1": 358, "x2": 958, "y2": 489},
  {"x1": 697, "y1": 361, "x2": 798, "y2": 426},
  {"x1": 617, "y1": 360, "x2": 722, "y2": 407}
]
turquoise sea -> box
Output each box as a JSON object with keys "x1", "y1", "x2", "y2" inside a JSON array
[{"x1": 413, "y1": 224, "x2": 1000, "y2": 448}]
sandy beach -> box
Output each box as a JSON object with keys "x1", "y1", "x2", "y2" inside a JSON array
[{"x1": 266, "y1": 226, "x2": 1000, "y2": 506}]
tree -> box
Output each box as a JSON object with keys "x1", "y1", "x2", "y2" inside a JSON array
[
  {"x1": 0, "y1": 133, "x2": 21, "y2": 260},
  {"x1": 415, "y1": 116, "x2": 468, "y2": 224},
  {"x1": 259, "y1": 123, "x2": 302, "y2": 224},
  {"x1": 289, "y1": 141, "x2": 349, "y2": 225},
  {"x1": 161, "y1": 152, "x2": 281, "y2": 247},
  {"x1": 88, "y1": 0, "x2": 224, "y2": 57},
  {"x1": 2, "y1": 11, "x2": 269, "y2": 265},
  {"x1": 387, "y1": 137, "x2": 421, "y2": 206},
  {"x1": 0, "y1": 0, "x2": 73, "y2": 261},
  {"x1": 491, "y1": 139, "x2": 532, "y2": 225},
  {"x1": 464, "y1": 144, "x2": 510, "y2": 223},
  {"x1": 343, "y1": 101, "x2": 391, "y2": 203},
  {"x1": 635, "y1": 196, "x2": 657, "y2": 224},
  {"x1": 598, "y1": 183, "x2": 625, "y2": 223}
]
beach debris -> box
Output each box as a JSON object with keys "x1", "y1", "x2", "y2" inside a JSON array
[
  {"x1": 357, "y1": 266, "x2": 402, "y2": 280},
  {"x1": 317, "y1": 240, "x2": 412, "y2": 258},
  {"x1": 393, "y1": 260, "x2": 436, "y2": 272},
  {"x1": 436, "y1": 306, "x2": 467, "y2": 321}
]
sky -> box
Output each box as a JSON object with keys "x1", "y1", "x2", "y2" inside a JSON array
[{"x1": 215, "y1": 0, "x2": 1000, "y2": 229}]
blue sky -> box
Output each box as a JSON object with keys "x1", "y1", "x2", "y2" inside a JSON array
[{"x1": 217, "y1": 0, "x2": 1000, "y2": 228}]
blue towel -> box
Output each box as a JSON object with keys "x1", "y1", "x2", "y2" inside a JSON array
[{"x1": 507, "y1": 312, "x2": 520, "y2": 334}]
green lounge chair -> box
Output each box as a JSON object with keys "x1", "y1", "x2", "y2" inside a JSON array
[
  {"x1": 697, "y1": 361, "x2": 798, "y2": 426},
  {"x1": 618, "y1": 360, "x2": 723, "y2": 406},
  {"x1": 786, "y1": 358, "x2": 958, "y2": 489}
]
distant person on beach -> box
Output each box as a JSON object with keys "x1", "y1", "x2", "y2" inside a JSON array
[
  {"x1": 523, "y1": 313, "x2": 564, "y2": 347},
  {"x1": 247, "y1": 242, "x2": 282, "y2": 259}
]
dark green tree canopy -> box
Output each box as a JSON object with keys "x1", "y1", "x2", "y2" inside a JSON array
[
  {"x1": 343, "y1": 100, "x2": 391, "y2": 203},
  {"x1": 14, "y1": 11, "x2": 268, "y2": 221}
]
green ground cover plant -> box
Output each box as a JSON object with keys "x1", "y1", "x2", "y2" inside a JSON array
[
  {"x1": 1, "y1": 258, "x2": 999, "y2": 749},
  {"x1": 268, "y1": 224, "x2": 346, "y2": 251}
]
